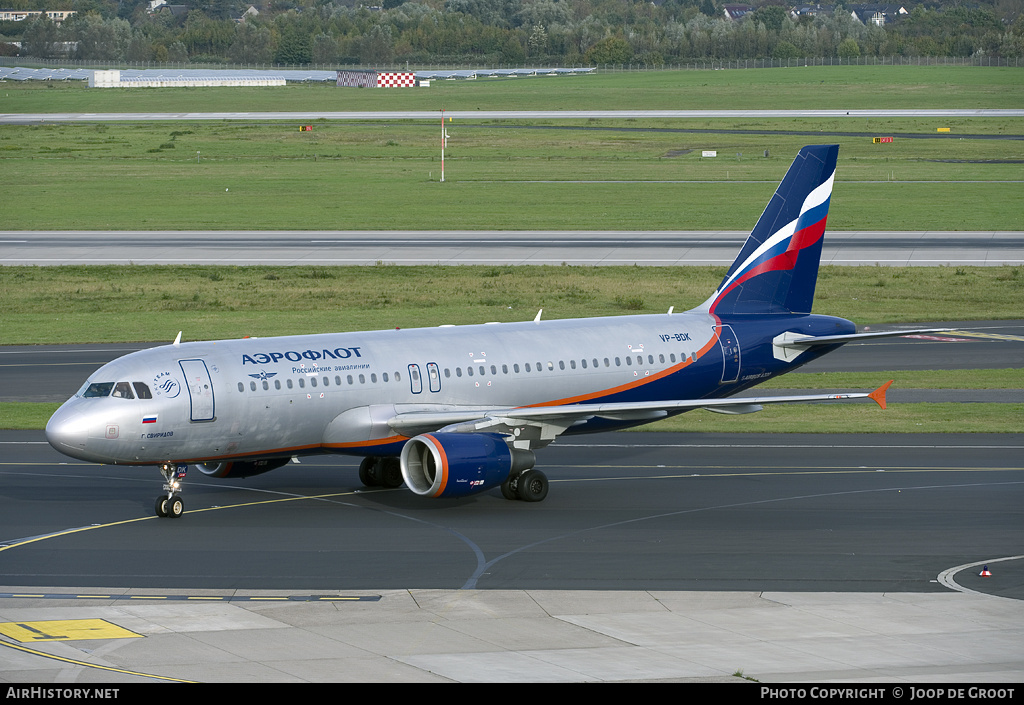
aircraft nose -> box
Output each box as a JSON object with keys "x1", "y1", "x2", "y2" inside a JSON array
[{"x1": 45, "y1": 405, "x2": 90, "y2": 459}]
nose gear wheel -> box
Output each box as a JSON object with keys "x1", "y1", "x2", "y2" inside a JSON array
[{"x1": 155, "y1": 463, "x2": 187, "y2": 518}]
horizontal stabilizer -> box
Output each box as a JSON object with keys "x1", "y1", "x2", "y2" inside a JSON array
[{"x1": 776, "y1": 328, "x2": 950, "y2": 348}]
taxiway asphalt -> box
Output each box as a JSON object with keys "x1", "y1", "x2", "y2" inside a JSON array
[{"x1": 1, "y1": 429, "x2": 1022, "y2": 682}]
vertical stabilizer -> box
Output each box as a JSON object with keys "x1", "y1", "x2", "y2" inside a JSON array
[{"x1": 701, "y1": 144, "x2": 838, "y2": 316}]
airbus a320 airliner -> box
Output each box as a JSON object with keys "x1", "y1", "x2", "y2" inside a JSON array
[{"x1": 46, "y1": 144, "x2": 935, "y2": 518}]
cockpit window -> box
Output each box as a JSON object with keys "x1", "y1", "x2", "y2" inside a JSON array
[
  {"x1": 112, "y1": 382, "x2": 135, "y2": 399},
  {"x1": 133, "y1": 382, "x2": 153, "y2": 399},
  {"x1": 83, "y1": 382, "x2": 115, "y2": 398}
]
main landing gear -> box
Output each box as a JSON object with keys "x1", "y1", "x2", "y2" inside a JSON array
[
  {"x1": 501, "y1": 469, "x2": 549, "y2": 502},
  {"x1": 358, "y1": 456, "x2": 404, "y2": 489},
  {"x1": 155, "y1": 462, "x2": 186, "y2": 518}
]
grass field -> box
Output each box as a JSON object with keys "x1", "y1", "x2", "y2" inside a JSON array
[
  {"x1": 1, "y1": 67, "x2": 1022, "y2": 231},
  {"x1": 1, "y1": 120, "x2": 1021, "y2": 230},
  {"x1": 4, "y1": 66, "x2": 1023, "y2": 112},
  {"x1": 1, "y1": 264, "x2": 1022, "y2": 343}
]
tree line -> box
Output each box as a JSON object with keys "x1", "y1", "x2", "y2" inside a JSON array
[{"x1": 3, "y1": 0, "x2": 1023, "y2": 65}]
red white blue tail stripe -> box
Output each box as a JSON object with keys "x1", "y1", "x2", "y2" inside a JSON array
[{"x1": 701, "y1": 145, "x2": 839, "y2": 316}]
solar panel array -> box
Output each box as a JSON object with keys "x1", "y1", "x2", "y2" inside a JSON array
[{"x1": 0, "y1": 66, "x2": 595, "y2": 83}]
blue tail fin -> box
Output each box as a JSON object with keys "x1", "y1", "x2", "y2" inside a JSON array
[{"x1": 701, "y1": 144, "x2": 838, "y2": 316}]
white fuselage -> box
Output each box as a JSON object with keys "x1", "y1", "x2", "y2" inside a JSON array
[{"x1": 46, "y1": 310, "x2": 733, "y2": 466}]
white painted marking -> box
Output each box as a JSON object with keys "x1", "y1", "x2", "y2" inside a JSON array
[{"x1": 937, "y1": 555, "x2": 1024, "y2": 595}]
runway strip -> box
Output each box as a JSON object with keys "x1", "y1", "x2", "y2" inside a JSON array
[
  {"x1": 4, "y1": 109, "x2": 1024, "y2": 123},
  {"x1": 3, "y1": 230, "x2": 1022, "y2": 266}
]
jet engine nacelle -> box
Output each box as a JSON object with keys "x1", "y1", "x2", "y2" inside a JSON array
[
  {"x1": 196, "y1": 458, "x2": 291, "y2": 479},
  {"x1": 400, "y1": 432, "x2": 535, "y2": 499}
]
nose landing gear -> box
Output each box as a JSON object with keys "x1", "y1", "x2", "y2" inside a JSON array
[{"x1": 155, "y1": 463, "x2": 187, "y2": 518}]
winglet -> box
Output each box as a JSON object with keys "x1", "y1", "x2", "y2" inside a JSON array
[{"x1": 869, "y1": 380, "x2": 893, "y2": 410}]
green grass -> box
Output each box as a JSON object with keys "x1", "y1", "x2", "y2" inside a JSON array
[
  {"x1": 762, "y1": 369, "x2": 1023, "y2": 389},
  {"x1": 1, "y1": 66, "x2": 1022, "y2": 231},
  {"x1": 0, "y1": 122, "x2": 1021, "y2": 230},
  {"x1": 0, "y1": 402, "x2": 60, "y2": 430},
  {"x1": 1, "y1": 264, "x2": 1022, "y2": 344},
  {"x1": 3, "y1": 66, "x2": 1023, "y2": 113}
]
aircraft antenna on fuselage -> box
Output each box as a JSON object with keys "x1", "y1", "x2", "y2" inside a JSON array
[
  {"x1": 173, "y1": 331, "x2": 182, "y2": 347},
  {"x1": 534, "y1": 309, "x2": 543, "y2": 323}
]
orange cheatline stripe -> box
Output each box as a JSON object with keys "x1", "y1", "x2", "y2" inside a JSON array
[{"x1": 524, "y1": 329, "x2": 721, "y2": 408}]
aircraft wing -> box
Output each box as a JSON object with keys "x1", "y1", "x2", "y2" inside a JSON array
[{"x1": 388, "y1": 382, "x2": 892, "y2": 447}]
